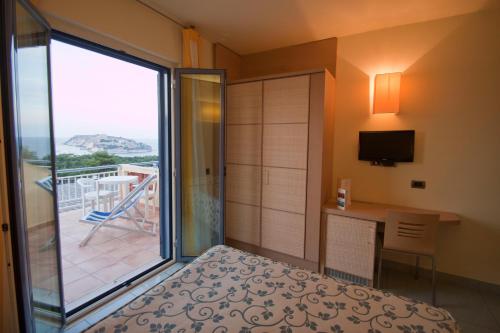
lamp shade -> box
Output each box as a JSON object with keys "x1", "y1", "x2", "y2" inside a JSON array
[{"x1": 373, "y1": 72, "x2": 401, "y2": 114}]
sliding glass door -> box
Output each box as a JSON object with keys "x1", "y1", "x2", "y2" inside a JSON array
[
  {"x1": 1, "y1": 0, "x2": 64, "y2": 331},
  {"x1": 50, "y1": 33, "x2": 171, "y2": 313},
  {"x1": 1, "y1": 0, "x2": 172, "y2": 329},
  {"x1": 175, "y1": 69, "x2": 225, "y2": 261}
]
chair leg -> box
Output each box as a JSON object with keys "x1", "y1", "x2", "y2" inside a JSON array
[
  {"x1": 415, "y1": 255, "x2": 420, "y2": 280},
  {"x1": 377, "y1": 250, "x2": 383, "y2": 289},
  {"x1": 80, "y1": 223, "x2": 102, "y2": 247},
  {"x1": 431, "y1": 256, "x2": 437, "y2": 306},
  {"x1": 144, "y1": 198, "x2": 150, "y2": 221}
]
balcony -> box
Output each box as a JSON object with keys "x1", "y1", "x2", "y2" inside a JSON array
[{"x1": 54, "y1": 163, "x2": 162, "y2": 308}]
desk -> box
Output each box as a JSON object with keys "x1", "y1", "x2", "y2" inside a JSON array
[
  {"x1": 322, "y1": 201, "x2": 460, "y2": 225},
  {"x1": 321, "y1": 201, "x2": 460, "y2": 286}
]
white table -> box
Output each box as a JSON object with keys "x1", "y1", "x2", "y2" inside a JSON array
[{"x1": 96, "y1": 175, "x2": 138, "y2": 209}]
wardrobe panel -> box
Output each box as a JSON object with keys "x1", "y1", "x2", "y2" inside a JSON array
[
  {"x1": 226, "y1": 202, "x2": 261, "y2": 246},
  {"x1": 263, "y1": 123, "x2": 308, "y2": 169},
  {"x1": 226, "y1": 124, "x2": 262, "y2": 165},
  {"x1": 263, "y1": 75, "x2": 309, "y2": 124},
  {"x1": 262, "y1": 167, "x2": 307, "y2": 214},
  {"x1": 226, "y1": 164, "x2": 261, "y2": 206},
  {"x1": 227, "y1": 81, "x2": 262, "y2": 124},
  {"x1": 261, "y1": 208, "x2": 305, "y2": 258}
]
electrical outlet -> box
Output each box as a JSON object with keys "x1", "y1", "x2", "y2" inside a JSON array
[{"x1": 411, "y1": 180, "x2": 426, "y2": 189}]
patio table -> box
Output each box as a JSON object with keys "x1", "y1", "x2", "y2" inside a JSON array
[{"x1": 96, "y1": 175, "x2": 138, "y2": 209}]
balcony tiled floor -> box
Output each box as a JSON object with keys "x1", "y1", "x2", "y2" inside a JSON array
[{"x1": 58, "y1": 206, "x2": 162, "y2": 307}]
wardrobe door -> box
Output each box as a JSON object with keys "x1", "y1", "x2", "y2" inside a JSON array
[
  {"x1": 226, "y1": 202, "x2": 260, "y2": 246},
  {"x1": 225, "y1": 164, "x2": 261, "y2": 206},
  {"x1": 261, "y1": 167, "x2": 307, "y2": 214},
  {"x1": 261, "y1": 208, "x2": 305, "y2": 258},
  {"x1": 225, "y1": 81, "x2": 262, "y2": 246},
  {"x1": 263, "y1": 123, "x2": 308, "y2": 169},
  {"x1": 226, "y1": 125, "x2": 261, "y2": 165},
  {"x1": 227, "y1": 81, "x2": 262, "y2": 124},
  {"x1": 263, "y1": 75, "x2": 309, "y2": 124}
]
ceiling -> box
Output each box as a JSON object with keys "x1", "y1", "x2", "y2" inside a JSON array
[{"x1": 144, "y1": 0, "x2": 494, "y2": 55}]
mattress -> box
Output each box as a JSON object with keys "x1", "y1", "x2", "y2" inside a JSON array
[{"x1": 88, "y1": 245, "x2": 459, "y2": 332}]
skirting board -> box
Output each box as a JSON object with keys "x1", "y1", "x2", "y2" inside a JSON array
[
  {"x1": 225, "y1": 238, "x2": 319, "y2": 272},
  {"x1": 381, "y1": 259, "x2": 500, "y2": 296}
]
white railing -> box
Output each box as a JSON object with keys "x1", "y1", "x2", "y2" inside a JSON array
[
  {"x1": 56, "y1": 165, "x2": 120, "y2": 212},
  {"x1": 54, "y1": 161, "x2": 158, "y2": 212}
]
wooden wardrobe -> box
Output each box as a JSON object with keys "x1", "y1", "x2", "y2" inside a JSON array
[{"x1": 224, "y1": 69, "x2": 335, "y2": 271}]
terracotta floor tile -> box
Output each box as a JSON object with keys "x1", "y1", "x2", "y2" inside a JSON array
[
  {"x1": 92, "y1": 262, "x2": 134, "y2": 283},
  {"x1": 91, "y1": 238, "x2": 129, "y2": 253},
  {"x1": 121, "y1": 249, "x2": 162, "y2": 267},
  {"x1": 82, "y1": 231, "x2": 115, "y2": 246},
  {"x1": 62, "y1": 266, "x2": 89, "y2": 285},
  {"x1": 58, "y1": 209, "x2": 163, "y2": 306},
  {"x1": 78, "y1": 255, "x2": 119, "y2": 274},
  {"x1": 119, "y1": 230, "x2": 159, "y2": 243},
  {"x1": 63, "y1": 246, "x2": 105, "y2": 265},
  {"x1": 64, "y1": 275, "x2": 106, "y2": 303},
  {"x1": 61, "y1": 258, "x2": 74, "y2": 269},
  {"x1": 106, "y1": 244, "x2": 145, "y2": 260}
]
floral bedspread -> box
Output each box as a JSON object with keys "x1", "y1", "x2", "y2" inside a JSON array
[{"x1": 88, "y1": 245, "x2": 458, "y2": 333}]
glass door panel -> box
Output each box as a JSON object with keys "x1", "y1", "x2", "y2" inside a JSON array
[
  {"x1": 175, "y1": 69, "x2": 225, "y2": 261},
  {"x1": 49, "y1": 35, "x2": 169, "y2": 312},
  {"x1": 1, "y1": 0, "x2": 64, "y2": 330}
]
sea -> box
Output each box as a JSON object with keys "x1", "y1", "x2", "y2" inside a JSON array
[{"x1": 22, "y1": 137, "x2": 159, "y2": 158}]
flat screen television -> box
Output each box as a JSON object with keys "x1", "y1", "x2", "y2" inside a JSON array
[{"x1": 358, "y1": 130, "x2": 415, "y2": 165}]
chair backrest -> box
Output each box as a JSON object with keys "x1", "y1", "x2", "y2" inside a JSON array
[
  {"x1": 108, "y1": 174, "x2": 157, "y2": 218},
  {"x1": 77, "y1": 178, "x2": 97, "y2": 196},
  {"x1": 384, "y1": 210, "x2": 440, "y2": 255}
]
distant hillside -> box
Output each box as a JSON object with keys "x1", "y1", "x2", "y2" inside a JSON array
[{"x1": 64, "y1": 134, "x2": 152, "y2": 154}]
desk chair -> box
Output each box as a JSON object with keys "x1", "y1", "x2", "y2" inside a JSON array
[{"x1": 377, "y1": 211, "x2": 440, "y2": 305}]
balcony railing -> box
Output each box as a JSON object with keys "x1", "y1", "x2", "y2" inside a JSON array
[{"x1": 55, "y1": 161, "x2": 158, "y2": 212}]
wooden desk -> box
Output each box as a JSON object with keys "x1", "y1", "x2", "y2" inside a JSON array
[
  {"x1": 322, "y1": 200, "x2": 460, "y2": 225},
  {"x1": 320, "y1": 201, "x2": 460, "y2": 286}
]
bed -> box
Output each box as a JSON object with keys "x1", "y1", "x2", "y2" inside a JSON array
[{"x1": 88, "y1": 245, "x2": 459, "y2": 332}]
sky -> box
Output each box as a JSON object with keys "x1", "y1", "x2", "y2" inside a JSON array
[
  {"x1": 18, "y1": 46, "x2": 52, "y2": 139},
  {"x1": 50, "y1": 40, "x2": 159, "y2": 140}
]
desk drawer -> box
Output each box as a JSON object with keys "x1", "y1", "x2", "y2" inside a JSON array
[{"x1": 325, "y1": 215, "x2": 376, "y2": 282}]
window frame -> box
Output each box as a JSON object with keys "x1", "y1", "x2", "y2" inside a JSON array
[{"x1": 50, "y1": 30, "x2": 174, "y2": 317}]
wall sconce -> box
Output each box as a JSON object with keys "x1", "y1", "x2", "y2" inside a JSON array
[{"x1": 373, "y1": 72, "x2": 401, "y2": 114}]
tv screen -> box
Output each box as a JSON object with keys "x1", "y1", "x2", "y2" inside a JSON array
[{"x1": 358, "y1": 130, "x2": 415, "y2": 163}]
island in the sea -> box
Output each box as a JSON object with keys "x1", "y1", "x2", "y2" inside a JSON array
[{"x1": 64, "y1": 134, "x2": 152, "y2": 154}]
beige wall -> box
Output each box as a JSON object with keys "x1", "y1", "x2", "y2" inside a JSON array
[
  {"x1": 240, "y1": 38, "x2": 337, "y2": 79},
  {"x1": 333, "y1": 10, "x2": 500, "y2": 285},
  {"x1": 214, "y1": 44, "x2": 241, "y2": 81},
  {"x1": 32, "y1": 0, "x2": 213, "y2": 68},
  {"x1": 215, "y1": 38, "x2": 337, "y2": 81}
]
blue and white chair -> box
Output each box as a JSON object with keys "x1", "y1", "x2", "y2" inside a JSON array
[{"x1": 79, "y1": 174, "x2": 157, "y2": 247}]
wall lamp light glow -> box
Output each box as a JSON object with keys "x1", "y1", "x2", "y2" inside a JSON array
[{"x1": 373, "y1": 72, "x2": 401, "y2": 114}]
